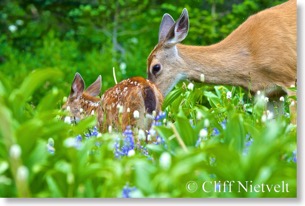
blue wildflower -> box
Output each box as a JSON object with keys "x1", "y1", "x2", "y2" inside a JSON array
[
  {"x1": 114, "y1": 137, "x2": 122, "y2": 158},
  {"x1": 242, "y1": 134, "x2": 253, "y2": 156},
  {"x1": 122, "y1": 126, "x2": 135, "y2": 154},
  {"x1": 293, "y1": 150, "x2": 297, "y2": 163},
  {"x1": 121, "y1": 184, "x2": 138, "y2": 198},
  {"x1": 149, "y1": 112, "x2": 167, "y2": 147},
  {"x1": 155, "y1": 112, "x2": 166, "y2": 121},
  {"x1": 220, "y1": 119, "x2": 227, "y2": 129},
  {"x1": 114, "y1": 126, "x2": 135, "y2": 158},
  {"x1": 47, "y1": 138, "x2": 55, "y2": 154},
  {"x1": 195, "y1": 137, "x2": 202, "y2": 147},
  {"x1": 286, "y1": 150, "x2": 297, "y2": 163},
  {"x1": 212, "y1": 128, "x2": 220, "y2": 136},
  {"x1": 74, "y1": 134, "x2": 83, "y2": 149},
  {"x1": 84, "y1": 126, "x2": 99, "y2": 139}
]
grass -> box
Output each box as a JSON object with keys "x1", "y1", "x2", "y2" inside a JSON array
[{"x1": 0, "y1": 69, "x2": 297, "y2": 198}]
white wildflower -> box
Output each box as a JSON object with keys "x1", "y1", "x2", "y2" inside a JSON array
[
  {"x1": 64, "y1": 137, "x2": 77, "y2": 148},
  {"x1": 196, "y1": 112, "x2": 203, "y2": 120},
  {"x1": 16, "y1": 19, "x2": 24, "y2": 26},
  {"x1": 127, "y1": 108, "x2": 130, "y2": 113},
  {"x1": 138, "y1": 129, "x2": 146, "y2": 140},
  {"x1": 64, "y1": 116, "x2": 72, "y2": 124},
  {"x1": 204, "y1": 119, "x2": 210, "y2": 128},
  {"x1": 149, "y1": 128, "x2": 157, "y2": 137},
  {"x1": 120, "y1": 62, "x2": 127, "y2": 75},
  {"x1": 130, "y1": 37, "x2": 138, "y2": 44},
  {"x1": 159, "y1": 152, "x2": 171, "y2": 170},
  {"x1": 226, "y1": 91, "x2": 232, "y2": 99},
  {"x1": 8, "y1": 25, "x2": 17, "y2": 33},
  {"x1": 261, "y1": 114, "x2": 267, "y2": 122},
  {"x1": 290, "y1": 101, "x2": 295, "y2": 107},
  {"x1": 127, "y1": 149, "x2": 135, "y2": 157},
  {"x1": 200, "y1": 74, "x2": 205, "y2": 82},
  {"x1": 266, "y1": 110, "x2": 274, "y2": 120},
  {"x1": 257, "y1": 90, "x2": 261, "y2": 95},
  {"x1": 147, "y1": 134, "x2": 152, "y2": 142},
  {"x1": 199, "y1": 129, "x2": 208, "y2": 138},
  {"x1": 133, "y1": 110, "x2": 140, "y2": 119},
  {"x1": 10, "y1": 144, "x2": 21, "y2": 159},
  {"x1": 279, "y1": 96, "x2": 285, "y2": 102},
  {"x1": 152, "y1": 110, "x2": 157, "y2": 118},
  {"x1": 145, "y1": 113, "x2": 154, "y2": 120},
  {"x1": 17, "y1": 166, "x2": 29, "y2": 181},
  {"x1": 264, "y1": 97, "x2": 269, "y2": 103},
  {"x1": 187, "y1": 82, "x2": 194, "y2": 91}
]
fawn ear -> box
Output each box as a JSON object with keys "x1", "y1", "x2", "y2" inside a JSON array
[
  {"x1": 164, "y1": 8, "x2": 189, "y2": 46},
  {"x1": 70, "y1": 72, "x2": 85, "y2": 98},
  {"x1": 86, "y1": 75, "x2": 101, "y2": 97}
]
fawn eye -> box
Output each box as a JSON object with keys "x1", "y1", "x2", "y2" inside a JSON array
[{"x1": 152, "y1": 64, "x2": 161, "y2": 75}]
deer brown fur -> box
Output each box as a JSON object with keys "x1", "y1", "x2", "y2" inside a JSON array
[
  {"x1": 147, "y1": 1, "x2": 296, "y2": 97},
  {"x1": 63, "y1": 73, "x2": 163, "y2": 131},
  {"x1": 98, "y1": 76, "x2": 163, "y2": 132},
  {"x1": 147, "y1": 0, "x2": 296, "y2": 122}
]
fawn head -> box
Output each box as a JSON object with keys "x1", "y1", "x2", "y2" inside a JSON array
[{"x1": 62, "y1": 72, "x2": 101, "y2": 123}]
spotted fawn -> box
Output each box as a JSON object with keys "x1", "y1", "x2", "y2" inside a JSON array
[
  {"x1": 98, "y1": 76, "x2": 163, "y2": 132},
  {"x1": 63, "y1": 73, "x2": 163, "y2": 132}
]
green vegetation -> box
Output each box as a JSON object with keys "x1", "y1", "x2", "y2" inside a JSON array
[{"x1": 0, "y1": 0, "x2": 296, "y2": 198}]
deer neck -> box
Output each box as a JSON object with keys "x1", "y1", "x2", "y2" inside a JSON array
[{"x1": 177, "y1": 40, "x2": 252, "y2": 89}]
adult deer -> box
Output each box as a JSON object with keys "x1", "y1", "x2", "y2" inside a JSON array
[{"x1": 147, "y1": 0, "x2": 296, "y2": 120}]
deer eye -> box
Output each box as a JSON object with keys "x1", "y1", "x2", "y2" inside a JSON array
[{"x1": 152, "y1": 64, "x2": 161, "y2": 75}]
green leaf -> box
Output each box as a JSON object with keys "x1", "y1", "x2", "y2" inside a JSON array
[
  {"x1": 204, "y1": 91, "x2": 221, "y2": 107},
  {"x1": 174, "y1": 111, "x2": 196, "y2": 146},
  {"x1": 162, "y1": 87, "x2": 183, "y2": 109},
  {"x1": 9, "y1": 69, "x2": 63, "y2": 118},
  {"x1": 46, "y1": 176, "x2": 64, "y2": 197},
  {"x1": 224, "y1": 113, "x2": 246, "y2": 152}
]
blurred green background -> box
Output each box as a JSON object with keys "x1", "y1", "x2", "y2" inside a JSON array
[{"x1": 0, "y1": 0, "x2": 285, "y2": 98}]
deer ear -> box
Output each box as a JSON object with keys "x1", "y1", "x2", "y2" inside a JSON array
[
  {"x1": 159, "y1": 13, "x2": 175, "y2": 43},
  {"x1": 70, "y1": 72, "x2": 85, "y2": 98},
  {"x1": 85, "y1": 75, "x2": 101, "y2": 97},
  {"x1": 164, "y1": 8, "x2": 189, "y2": 46}
]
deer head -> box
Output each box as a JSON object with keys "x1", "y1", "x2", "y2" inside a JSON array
[
  {"x1": 62, "y1": 72, "x2": 101, "y2": 123},
  {"x1": 147, "y1": 8, "x2": 190, "y2": 96}
]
